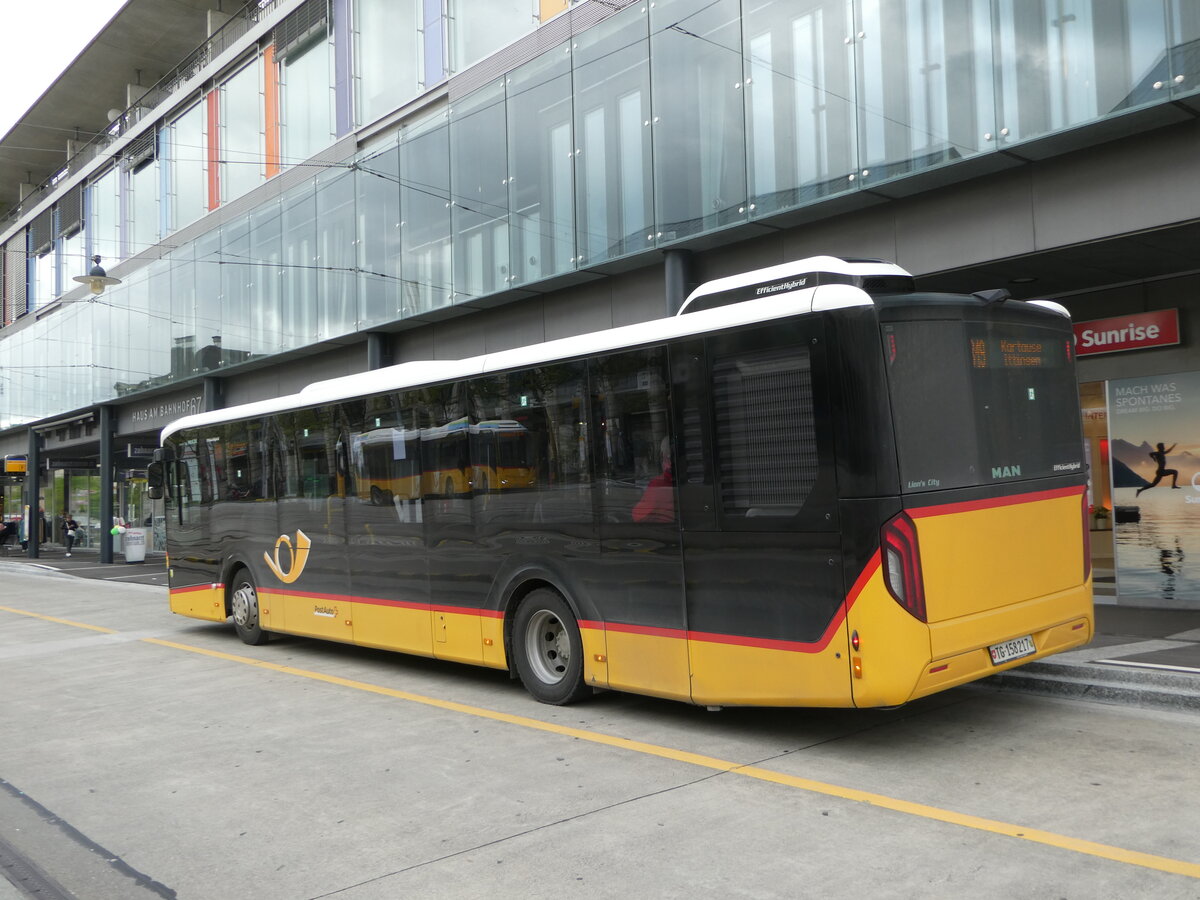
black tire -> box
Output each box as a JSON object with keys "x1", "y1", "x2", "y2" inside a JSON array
[
  {"x1": 229, "y1": 568, "x2": 269, "y2": 646},
  {"x1": 511, "y1": 589, "x2": 590, "y2": 705}
]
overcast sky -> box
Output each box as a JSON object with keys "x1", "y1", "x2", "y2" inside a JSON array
[{"x1": 0, "y1": 1, "x2": 129, "y2": 139}]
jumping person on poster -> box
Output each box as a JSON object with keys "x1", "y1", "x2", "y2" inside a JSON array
[{"x1": 1136, "y1": 442, "x2": 1181, "y2": 496}]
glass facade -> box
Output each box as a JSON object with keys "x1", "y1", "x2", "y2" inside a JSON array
[
  {"x1": 572, "y1": 8, "x2": 653, "y2": 266},
  {"x1": 355, "y1": 137, "x2": 401, "y2": 327},
  {"x1": 651, "y1": 0, "x2": 748, "y2": 240},
  {"x1": 1, "y1": 0, "x2": 1197, "y2": 430},
  {"x1": 448, "y1": 0, "x2": 537, "y2": 75},
  {"x1": 450, "y1": 80, "x2": 509, "y2": 301},
  {"x1": 88, "y1": 167, "x2": 121, "y2": 264},
  {"x1": 282, "y1": 32, "x2": 334, "y2": 163},
  {"x1": 168, "y1": 103, "x2": 207, "y2": 232},
  {"x1": 400, "y1": 106, "x2": 452, "y2": 315},
  {"x1": 507, "y1": 43, "x2": 575, "y2": 287},
  {"x1": 221, "y1": 58, "x2": 265, "y2": 203},
  {"x1": 354, "y1": 0, "x2": 419, "y2": 125},
  {"x1": 129, "y1": 152, "x2": 160, "y2": 255}
]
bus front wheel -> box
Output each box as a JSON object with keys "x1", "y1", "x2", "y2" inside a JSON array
[
  {"x1": 512, "y1": 589, "x2": 590, "y2": 705},
  {"x1": 230, "y1": 569, "x2": 269, "y2": 646}
]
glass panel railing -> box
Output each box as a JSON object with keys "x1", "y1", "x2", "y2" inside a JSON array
[
  {"x1": 507, "y1": 42, "x2": 576, "y2": 289},
  {"x1": 744, "y1": 0, "x2": 859, "y2": 216},
  {"x1": 450, "y1": 80, "x2": 510, "y2": 302},
  {"x1": 993, "y1": 0, "x2": 1168, "y2": 148},
  {"x1": 572, "y1": 4, "x2": 654, "y2": 267},
  {"x1": 356, "y1": 139, "x2": 401, "y2": 329},
  {"x1": 400, "y1": 107, "x2": 453, "y2": 317},
  {"x1": 855, "y1": 0, "x2": 997, "y2": 188},
  {"x1": 650, "y1": 0, "x2": 748, "y2": 242},
  {"x1": 1168, "y1": 0, "x2": 1200, "y2": 102}
]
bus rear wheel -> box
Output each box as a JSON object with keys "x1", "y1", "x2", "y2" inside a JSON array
[
  {"x1": 230, "y1": 569, "x2": 269, "y2": 646},
  {"x1": 512, "y1": 589, "x2": 590, "y2": 705}
]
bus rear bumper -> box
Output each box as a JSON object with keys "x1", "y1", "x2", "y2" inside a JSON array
[{"x1": 911, "y1": 583, "x2": 1094, "y2": 700}]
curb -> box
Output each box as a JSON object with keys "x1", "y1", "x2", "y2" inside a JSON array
[{"x1": 987, "y1": 659, "x2": 1200, "y2": 713}]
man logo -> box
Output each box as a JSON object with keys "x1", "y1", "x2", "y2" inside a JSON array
[{"x1": 264, "y1": 530, "x2": 311, "y2": 584}]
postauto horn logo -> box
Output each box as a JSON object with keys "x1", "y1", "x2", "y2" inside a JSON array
[{"x1": 264, "y1": 530, "x2": 311, "y2": 584}]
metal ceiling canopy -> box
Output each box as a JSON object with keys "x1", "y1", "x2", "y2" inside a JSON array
[{"x1": 0, "y1": 0, "x2": 224, "y2": 218}]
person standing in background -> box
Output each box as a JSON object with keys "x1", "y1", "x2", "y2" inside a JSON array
[{"x1": 62, "y1": 514, "x2": 79, "y2": 557}]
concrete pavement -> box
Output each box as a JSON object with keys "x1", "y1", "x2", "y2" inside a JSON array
[{"x1": 3, "y1": 545, "x2": 1199, "y2": 712}]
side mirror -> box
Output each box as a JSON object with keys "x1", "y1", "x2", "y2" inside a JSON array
[
  {"x1": 146, "y1": 447, "x2": 172, "y2": 500},
  {"x1": 146, "y1": 461, "x2": 165, "y2": 500}
]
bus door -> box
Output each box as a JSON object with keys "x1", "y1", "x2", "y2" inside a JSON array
[
  {"x1": 674, "y1": 323, "x2": 850, "y2": 707},
  {"x1": 342, "y1": 395, "x2": 432, "y2": 657},
  {"x1": 267, "y1": 406, "x2": 351, "y2": 642},
  {"x1": 423, "y1": 384, "x2": 489, "y2": 664},
  {"x1": 593, "y1": 347, "x2": 689, "y2": 702},
  {"x1": 164, "y1": 431, "x2": 222, "y2": 618}
]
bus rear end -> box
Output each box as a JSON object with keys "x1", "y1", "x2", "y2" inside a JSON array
[{"x1": 846, "y1": 294, "x2": 1093, "y2": 707}]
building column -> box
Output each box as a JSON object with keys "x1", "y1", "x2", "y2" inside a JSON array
[
  {"x1": 366, "y1": 332, "x2": 392, "y2": 370},
  {"x1": 664, "y1": 249, "x2": 693, "y2": 316},
  {"x1": 99, "y1": 405, "x2": 115, "y2": 564},
  {"x1": 25, "y1": 427, "x2": 41, "y2": 558},
  {"x1": 203, "y1": 376, "x2": 224, "y2": 412}
]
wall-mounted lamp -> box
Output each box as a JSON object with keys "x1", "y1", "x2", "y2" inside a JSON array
[{"x1": 72, "y1": 256, "x2": 122, "y2": 295}]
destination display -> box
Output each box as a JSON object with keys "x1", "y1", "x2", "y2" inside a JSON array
[{"x1": 969, "y1": 333, "x2": 1065, "y2": 369}]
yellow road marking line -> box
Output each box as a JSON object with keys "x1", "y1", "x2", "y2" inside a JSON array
[
  {"x1": 0, "y1": 605, "x2": 117, "y2": 634},
  {"x1": 140, "y1": 636, "x2": 1200, "y2": 880},
  {"x1": 3, "y1": 604, "x2": 1196, "y2": 880}
]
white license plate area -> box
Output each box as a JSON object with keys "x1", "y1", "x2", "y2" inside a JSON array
[{"x1": 988, "y1": 635, "x2": 1036, "y2": 665}]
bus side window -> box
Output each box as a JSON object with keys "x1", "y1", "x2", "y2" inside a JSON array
[
  {"x1": 349, "y1": 394, "x2": 422, "y2": 510},
  {"x1": 170, "y1": 436, "x2": 204, "y2": 527},
  {"x1": 223, "y1": 420, "x2": 265, "y2": 501},
  {"x1": 711, "y1": 345, "x2": 820, "y2": 522},
  {"x1": 502, "y1": 362, "x2": 590, "y2": 524},
  {"x1": 281, "y1": 409, "x2": 338, "y2": 500},
  {"x1": 592, "y1": 348, "x2": 673, "y2": 524}
]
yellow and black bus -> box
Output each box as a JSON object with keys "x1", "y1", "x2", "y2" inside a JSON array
[{"x1": 151, "y1": 256, "x2": 1092, "y2": 708}]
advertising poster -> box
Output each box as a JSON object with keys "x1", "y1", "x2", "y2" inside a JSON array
[{"x1": 1108, "y1": 372, "x2": 1200, "y2": 607}]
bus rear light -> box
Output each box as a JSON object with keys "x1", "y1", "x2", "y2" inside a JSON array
[
  {"x1": 851, "y1": 630, "x2": 860, "y2": 650},
  {"x1": 881, "y1": 511, "x2": 927, "y2": 622}
]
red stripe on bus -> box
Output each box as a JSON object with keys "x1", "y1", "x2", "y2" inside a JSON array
[
  {"x1": 352, "y1": 596, "x2": 430, "y2": 612},
  {"x1": 846, "y1": 552, "x2": 882, "y2": 609},
  {"x1": 603, "y1": 621, "x2": 687, "y2": 641},
  {"x1": 908, "y1": 485, "x2": 1083, "y2": 519},
  {"x1": 682, "y1": 554, "x2": 879, "y2": 654},
  {"x1": 258, "y1": 588, "x2": 348, "y2": 602},
  {"x1": 256, "y1": 588, "x2": 504, "y2": 620},
  {"x1": 432, "y1": 605, "x2": 504, "y2": 619},
  {"x1": 232, "y1": 557, "x2": 889, "y2": 656}
]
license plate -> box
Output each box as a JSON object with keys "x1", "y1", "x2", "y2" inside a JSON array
[{"x1": 988, "y1": 635, "x2": 1036, "y2": 665}]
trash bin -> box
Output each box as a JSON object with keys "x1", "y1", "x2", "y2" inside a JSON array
[{"x1": 124, "y1": 527, "x2": 147, "y2": 563}]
